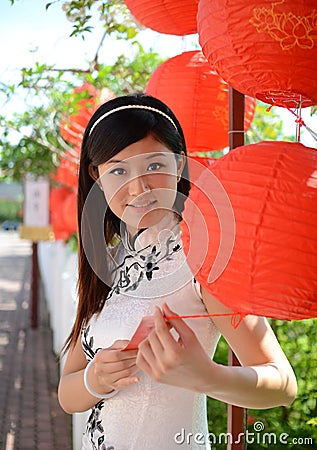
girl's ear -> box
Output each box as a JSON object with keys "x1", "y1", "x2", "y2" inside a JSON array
[
  {"x1": 88, "y1": 164, "x2": 104, "y2": 191},
  {"x1": 88, "y1": 164, "x2": 99, "y2": 181},
  {"x1": 177, "y1": 152, "x2": 186, "y2": 180}
]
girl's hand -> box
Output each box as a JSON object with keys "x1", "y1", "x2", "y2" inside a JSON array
[
  {"x1": 88, "y1": 340, "x2": 140, "y2": 395},
  {"x1": 136, "y1": 304, "x2": 216, "y2": 392}
]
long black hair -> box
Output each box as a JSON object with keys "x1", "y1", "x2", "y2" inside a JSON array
[{"x1": 64, "y1": 93, "x2": 190, "y2": 351}]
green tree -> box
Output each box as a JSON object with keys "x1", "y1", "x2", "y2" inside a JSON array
[
  {"x1": 207, "y1": 318, "x2": 317, "y2": 450},
  {"x1": 0, "y1": 1, "x2": 163, "y2": 182},
  {"x1": 0, "y1": 45, "x2": 163, "y2": 182},
  {"x1": 246, "y1": 102, "x2": 294, "y2": 144}
]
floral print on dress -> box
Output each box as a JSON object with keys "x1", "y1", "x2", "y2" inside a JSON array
[
  {"x1": 86, "y1": 401, "x2": 107, "y2": 450},
  {"x1": 107, "y1": 234, "x2": 181, "y2": 301},
  {"x1": 82, "y1": 326, "x2": 97, "y2": 360},
  {"x1": 82, "y1": 328, "x2": 107, "y2": 449}
]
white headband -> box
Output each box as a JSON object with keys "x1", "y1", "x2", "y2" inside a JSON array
[{"x1": 88, "y1": 104, "x2": 178, "y2": 136}]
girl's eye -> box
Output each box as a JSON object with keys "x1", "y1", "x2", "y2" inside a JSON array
[
  {"x1": 109, "y1": 167, "x2": 126, "y2": 176},
  {"x1": 147, "y1": 162, "x2": 165, "y2": 171}
]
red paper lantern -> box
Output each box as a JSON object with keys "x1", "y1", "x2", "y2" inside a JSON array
[
  {"x1": 61, "y1": 191, "x2": 77, "y2": 235},
  {"x1": 60, "y1": 109, "x2": 92, "y2": 146},
  {"x1": 50, "y1": 186, "x2": 75, "y2": 241},
  {"x1": 59, "y1": 83, "x2": 97, "y2": 145},
  {"x1": 187, "y1": 155, "x2": 216, "y2": 182},
  {"x1": 124, "y1": 0, "x2": 198, "y2": 35},
  {"x1": 60, "y1": 84, "x2": 115, "y2": 146},
  {"x1": 51, "y1": 149, "x2": 79, "y2": 189},
  {"x1": 197, "y1": 0, "x2": 317, "y2": 108},
  {"x1": 146, "y1": 51, "x2": 256, "y2": 152},
  {"x1": 182, "y1": 141, "x2": 317, "y2": 320}
]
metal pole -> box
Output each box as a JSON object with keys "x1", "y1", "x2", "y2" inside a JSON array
[
  {"x1": 229, "y1": 87, "x2": 245, "y2": 150},
  {"x1": 31, "y1": 241, "x2": 39, "y2": 328},
  {"x1": 295, "y1": 95, "x2": 302, "y2": 143},
  {"x1": 227, "y1": 86, "x2": 247, "y2": 450}
]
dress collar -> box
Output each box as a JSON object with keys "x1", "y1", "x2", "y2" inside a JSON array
[{"x1": 122, "y1": 212, "x2": 181, "y2": 254}]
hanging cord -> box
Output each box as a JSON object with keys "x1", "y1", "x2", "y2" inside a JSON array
[{"x1": 267, "y1": 102, "x2": 317, "y2": 143}]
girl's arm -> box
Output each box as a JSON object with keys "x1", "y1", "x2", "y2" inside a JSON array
[
  {"x1": 136, "y1": 294, "x2": 297, "y2": 410},
  {"x1": 58, "y1": 335, "x2": 98, "y2": 414},
  {"x1": 197, "y1": 287, "x2": 297, "y2": 408},
  {"x1": 58, "y1": 336, "x2": 139, "y2": 414}
]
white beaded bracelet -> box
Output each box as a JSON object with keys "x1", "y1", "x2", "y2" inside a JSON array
[{"x1": 84, "y1": 359, "x2": 118, "y2": 399}]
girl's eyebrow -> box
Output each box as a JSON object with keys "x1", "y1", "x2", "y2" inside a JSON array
[
  {"x1": 105, "y1": 159, "x2": 127, "y2": 165},
  {"x1": 106, "y1": 152, "x2": 168, "y2": 165},
  {"x1": 145, "y1": 152, "x2": 168, "y2": 160}
]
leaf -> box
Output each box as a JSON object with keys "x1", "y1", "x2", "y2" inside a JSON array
[
  {"x1": 307, "y1": 418, "x2": 317, "y2": 427},
  {"x1": 311, "y1": 105, "x2": 317, "y2": 115},
  {"x1": 126, "y1": 27, "x2": 137, "y2": 39}
]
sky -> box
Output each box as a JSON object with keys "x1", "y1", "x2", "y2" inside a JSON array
[{"x1": 0, "y1": 0, "x2": 316, "y2": 147}]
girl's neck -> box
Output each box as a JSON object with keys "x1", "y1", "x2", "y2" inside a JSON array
[{"x1": 126, "y1": 211, "x2": 180, "y2": 250}]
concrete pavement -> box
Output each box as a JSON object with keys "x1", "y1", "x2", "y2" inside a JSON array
[{"x1": 0, "y1": 231, "x2": 72, "y2": 450}]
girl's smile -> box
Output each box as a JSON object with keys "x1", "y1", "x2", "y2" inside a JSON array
[{"x1": 127, "y1": 197, "x2": 157, "y2": 213}]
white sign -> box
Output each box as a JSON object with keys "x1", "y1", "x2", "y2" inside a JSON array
[{"x1": 24, "y1": 175, "x2": 50, "y2": 227}]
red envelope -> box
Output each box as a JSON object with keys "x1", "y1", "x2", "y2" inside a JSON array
[{"x1": 122, "y1": 316, "x2": 155, "y2": 351}]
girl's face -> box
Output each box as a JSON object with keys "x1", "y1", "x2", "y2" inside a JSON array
[{"x1": 97, "y1": 134, "x2": 185, "y2": 234}]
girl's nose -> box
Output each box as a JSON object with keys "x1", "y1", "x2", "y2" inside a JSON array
[{"x1": 128, "y1": 175, "x2": 149, "y2": 196}]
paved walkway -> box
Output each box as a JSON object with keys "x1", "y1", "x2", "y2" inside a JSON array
[{"x1": 0, "y1": 232, "x2": 72, "y2": 450}]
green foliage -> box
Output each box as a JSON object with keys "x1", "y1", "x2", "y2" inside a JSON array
[
  {"x1": 207, "y1": 335, "x2": 228, "y2": 435},
  {"x1": 66, "y1": 231, "x2": 79, "y2": 252},
  {"x1": 49, "y1": 0, "x2": 140, "y2": 39},
  {"x1": 0, "y1": 199, "x2": 22, "y2": 222},
  {"x1": 84, "y1": 42, "x2": 164, "y2": 95},
  {"x1": 0, "y1": 0, "x2": 163, "y2": 183},
  {"x1": 207, "y1": 319, "x2": 317, "y2": 449},
  {"x1": 245, "y1": 101, "x2": 295, "y2": 144},
  {"x1": 0, "y1": 42, "x2": 163, "y2": 182},
  {"x1": 0, "y1": 107, "x2": 63, "y2": 182},
  {"x1": 311, "y1": 106, "x2": 317, "y2": 115}
]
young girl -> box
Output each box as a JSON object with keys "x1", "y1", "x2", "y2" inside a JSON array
[{"x1": 58, "y1": 93, "x2": 297, "y2": 450}]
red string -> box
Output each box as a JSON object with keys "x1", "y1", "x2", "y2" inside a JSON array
[
  {"x1": 164, "y1": 312, "x2": 245, "y2": 329},
  {"x1": 267, "y1": 102, "x2": 317, "y2": 143},
  {"x1": 266, "y1": 102, "x2": 307, "y2": 128}
]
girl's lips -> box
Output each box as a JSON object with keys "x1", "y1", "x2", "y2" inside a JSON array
[{"x1": 127, "y1": 199, "x2": 157, "y2": 213}]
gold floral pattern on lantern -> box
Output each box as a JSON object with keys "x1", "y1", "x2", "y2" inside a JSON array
[
  {"x1": 250, "y1": 0, "x2": 317, "y2": 50},
  {"x1": 213, "y1": 106, "x2": 228, "y2": 128}
]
